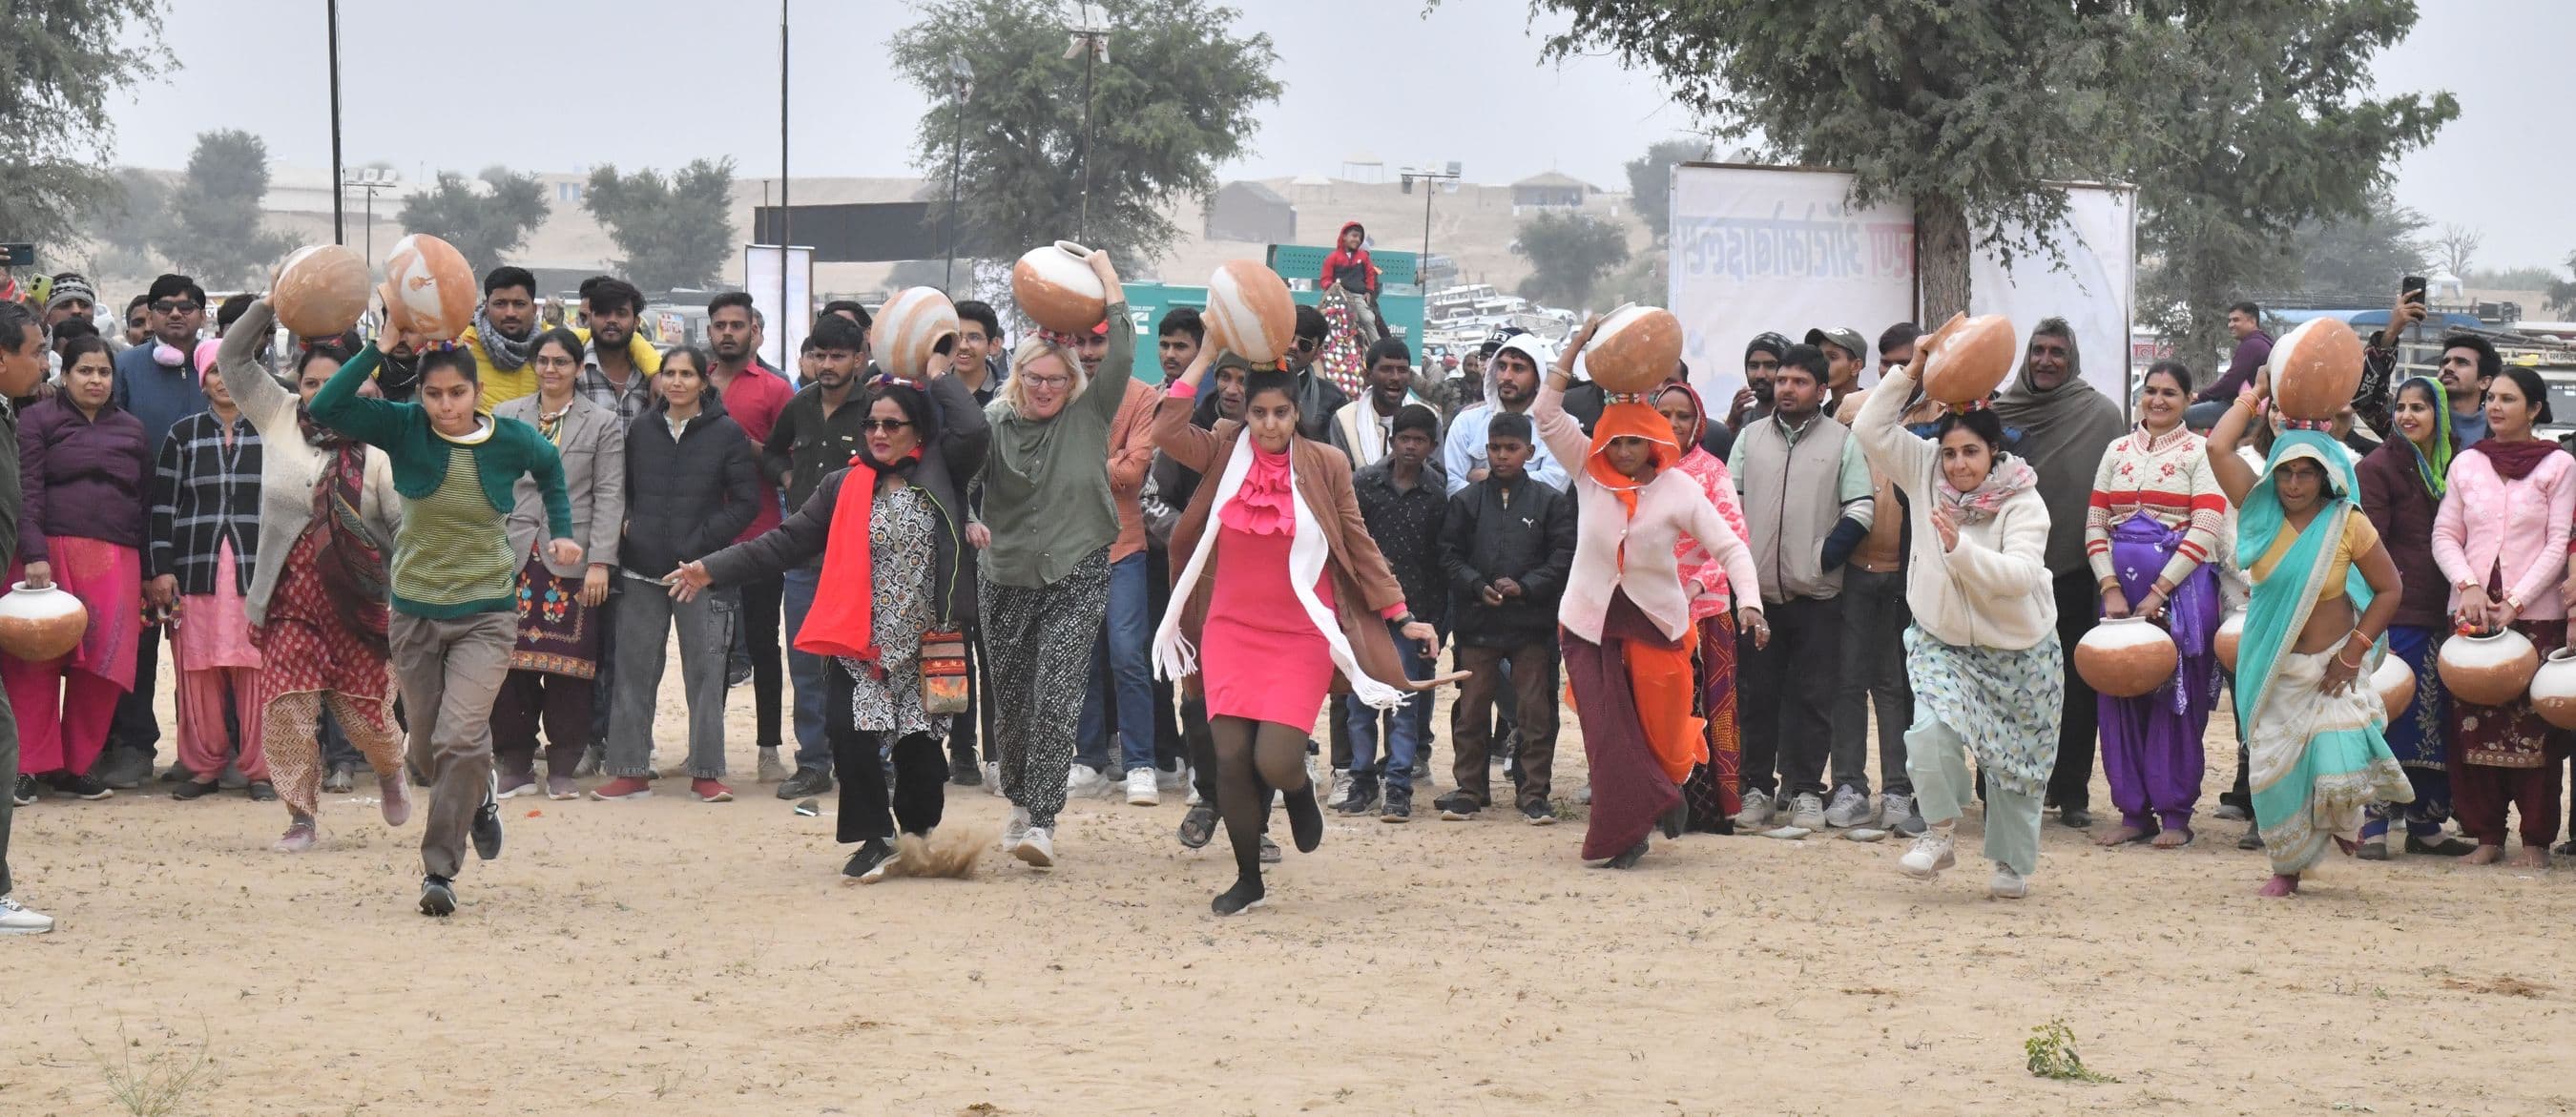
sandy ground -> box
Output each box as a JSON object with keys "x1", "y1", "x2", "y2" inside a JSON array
[{"x1": 5, "y1": 644, "x2": 2576, "y2": 1117}]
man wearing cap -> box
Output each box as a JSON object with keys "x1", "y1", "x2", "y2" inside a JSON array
[
  {"x1": 98, "y1": 274, "x2": 213, "y2": 787},
  {"x1": 41, "y1": 274, "x2": 95, "y2": 331},
  {"x1": 1805, "y1": 325, "x2": 1868, "y2": 416},
  {"x1": 1728, "y1": 332, "x2": 1790, "y2": 430},
  {"x1": 1443, "y1": 332, "x2": 1568, "y2": 495}
]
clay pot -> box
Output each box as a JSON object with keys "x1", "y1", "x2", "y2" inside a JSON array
[
  {"x1": 2528, "y1": 648, "x2": 2576, "y2": 730},
  {"x1": 1205, "y1": 260, "x2": 1297, "y2": 365},
  {"x1": 2373, "y1": 653, "x2": 2417, "y2": 723},
  {"x1": 0, "y1": 582, "x2": 88, "y2": 662},
  {"x1": 873, "y1": 286, "x2": 960, "y2": 383},
  {"x1": 1011, "y1": 241, "x2": 1107, "y2": 335},
  {"x1": 2267, "y1": 317, "x2": 2365, "y2": 422},
  {"x1": 2436, "y1": 627, "x2": 2539, "y2": 708},
  {"x1": 1581, "y1": 303, "x2": 1685, "y2": 395},
  {"x1": 381, "y1": 234, "x2": 477, "y2": 341},
  {"x1": 2075, "y1": 616, "x2": 2179, "y2": 698},
  {"x1": 271, "y1": 244, "x2": 371, "y2": 338},
  {"x1": 2213, "y1": 610, "x2": 2245, "y2": 672},
  {"x1": 1915, "y1": 313, "x2": 2018, "y2": 406}
]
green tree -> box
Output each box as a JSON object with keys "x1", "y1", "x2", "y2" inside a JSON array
[
  {"x1": 889, "y1": 0, "x2": 1280, "y2": 276},
  {"x1": 1513, "y1": 211, "x2": 1630, "y2": 309},
  {"x1": 0, "y1": 1, "x2": 171, "y2": 257},
  {"x1": 583, "y1": 159, "x2": 736, "y2": 291},
  {"x1": 398, "y1": 166, "x2": 551, "y2": 277},
  {"x1": 2130, "y1": 3, "x2": 2453, "y2": 373},
  {"x1": 2547, "y1": 254, "x2": 2576, "y2": 317},
  {"x1": 1624, "y1": 137, "x2": 1707, "y2": 243},
  {"x1": 156, "y1": 129, "x2": 292, "y2": 287},
  {"x1": 2287, "y1": 189, "x2": 2428, "y2": 303},
  {"x1": 95, "y1": 167, "x2": 177, "y2": 279}
]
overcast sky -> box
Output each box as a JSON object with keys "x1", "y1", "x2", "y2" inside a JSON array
[{"x1": 103, "y1": 0, "x2": 2560, "y2": 269}]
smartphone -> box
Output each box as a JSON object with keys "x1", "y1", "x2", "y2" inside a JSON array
[{"x1": 2401, "y1": 276, "x2": 2427, "y2": 306}]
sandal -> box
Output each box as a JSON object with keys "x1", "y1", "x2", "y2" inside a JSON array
[{"x1": 1175, "y1": 803, "x2": 1217, "y2": 850}]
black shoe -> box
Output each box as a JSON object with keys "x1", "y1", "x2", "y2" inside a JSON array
[
  {"x1": 1381, "y1": 784, "x2": 1412, "y2": 822},
  {"x1": 1335, "y1": 774, "x2": 1380, "y2": 815},
  {"x1": 2058, "y1": 806, "x2": 2093, "y2": 830},
  {"x1": 470, "y1": 796, "x2": 504, "y2": 861},
  {"x1": 246, "y1": 781, "x2": 279, "y2": 802},
  {"x1": 1603, "y1": 838, "x2": 1649, "y2": 869},
  {"x1": 841, "y1": 838, "x2": 896, "y2": 881},
  {"x1": 172, "y1": 776, "x2": 223, "y2": 801},
  {"x1": 1258, "y1": 835, "x2": 1281, "y2": 864},
  {"x1": 2238, "y1": 826, "x2": 2264, "y2": 851},
  {"x1": 2407, "y1": 833, "x2": 2479, "y2": 857},
  {"x1": 158, "y1": 762, "x2": 188, "y2": 784},
  {"x1": 726, "y1": 660, "x2": 753, "y2": 689},
  {"x1": 1659, "y1": 801, "x2": 1687, "y2": 839},
  {"x1": 777, "y1": 768, "x2": 834, "y2": 799},
  {"x1": 1285, "y1": 785, "x2": 1324, "y2": 853},
  {"x1": 11, "y1": 774, "x2": 36, "y2": 806},
  {"x1": 46, "y1": 771, "x2": 114, "y2": 800},
  {"x1": 1177, "y1": 803, "x2": 1218, "y2": 849},
  {"x1": 322, "y1": 763, "x2": 356, "y2": 794},
  {"x1": 419, "y1": 875, "x2": 457, "y2": 917},
  {"x1": 2558, "y1": 838, "x2": 2576, "y2": 858},
  {"x1": 947, "y1": 748, "x2": 981, "y2": 787},
  {"x1": 92, "y1": 749, "x2": 151, "y2": 790},
  {"x1": 1212, "y1": 874, "x2": 1268, "y2": 916},
  {"x1": 1435, "y1": 792, "x2": 1482, "y2": 821},
  {"x1": 1522, "y1": 800, "x2": 1558, "y2": 827},
  {"x1": 1411, "y1": 755, "x2": 1431, "y2": 783}
]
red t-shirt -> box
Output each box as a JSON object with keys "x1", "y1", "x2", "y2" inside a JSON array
[{"x1": 719, "y1": 362, "x2": 796, "y2": 542}]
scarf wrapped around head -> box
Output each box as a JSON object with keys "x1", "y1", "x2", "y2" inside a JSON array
[
  {"x1": 2394, "y1": 375, "x2": 2454, "y2": 496},
  {"x1": 1940, "y1": 455, "x2": 2038, "y2": 526},
  {"x1": 474, "y1": 308, "x2": 535, "y2": 372},
  {"x1": 1656, "y1": 381, "x2": 1709, "y2": 451},
  {"x1": 1585, "y1": 401, "x2": 1682, "y2": 520},
  {"x1": 2233, "y1": 431, "x2": 2377, "y2": 726}
]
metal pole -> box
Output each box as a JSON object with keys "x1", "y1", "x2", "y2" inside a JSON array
[
  {"x1": 779, "y1": 0, "x2": 791, "y2": 358},
  {"x1": 946, "y1": 75, "x2": 964, "y2": 292},
  {"x1": 1421, "y1": 176, "x2": 1434, "y2": 288},
  {"x1": 1076, "y1": 45, "x2": 1095, "y2": 241},
  {"x1": 363, "y1": 187, "x2": 374, "y2": 263},
  {"x1": 327, "y1": 0, "x2": 344, "y2": 245}
]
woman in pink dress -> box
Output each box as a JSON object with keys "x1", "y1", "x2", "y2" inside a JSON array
[
  {"x1": 1153, "y1": 349, "x2": 1443, "y2": 916},
  {"x1": 1655, "y1": 382, "x2": 1754, "y2": 832}
]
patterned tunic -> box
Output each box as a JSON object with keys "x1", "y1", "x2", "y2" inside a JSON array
[
  {"x1": 838, "y1": 484, "x2": 947, "y2": 737},
  {"x1": 2085, "y1": 425, "x2": 2225, "y2": 590},
  {"x1": 1903, "y1": 625, "x2": 2065, "y2": 798}
]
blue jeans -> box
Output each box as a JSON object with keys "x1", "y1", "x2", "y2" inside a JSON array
[
  {"x1": 1347, "y1": 622, "x2": 1436, "y2": 793},
  {"x1": 1076, "y1": 552, "x2": 1156, "y2": 774},
  {"x1": 781, "y1": 565, "x2": 829, "y2": 775}
]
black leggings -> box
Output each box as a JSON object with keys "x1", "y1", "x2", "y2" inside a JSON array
[
  {"x1": 825, "y1": 662, "x2": 946, "y2": 843},
  {"x1": 1209, "y1": 715, "x2": 1319, "y2": 885}
]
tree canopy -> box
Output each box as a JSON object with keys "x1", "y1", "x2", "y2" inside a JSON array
[
  {"x1": 0, "y1": 0, "x2": 170, "y2": 258},
  {"x1": 2288, "y1": 189, "x2": 2429, "y2": 303},
  {"x1": 1514, "y1": 211, "x2": 1631, "y2": 309},
  {"x1": 583, "y1": 159, "x2": 736, "y2": 292},
  {"x1": 157, "y1": 129, "x2": 291, "y2": 287},
  {"x1": 1624, "y1": 137, "x2": 1707, "y2": 243},
  {"x1": 888, "y1": 0, "x2": 1280, "y2": 278},
  {"x1": 400, "y1": 167, "x2": 551, "y2": 279}
]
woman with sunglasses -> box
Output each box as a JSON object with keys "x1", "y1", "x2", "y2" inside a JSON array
[
  {"x1": 670, "y1": 352, "x2": 989, "y2": 880},
  {"x1": 590, "y1": 346, "x2": 758, "y2": 804}
]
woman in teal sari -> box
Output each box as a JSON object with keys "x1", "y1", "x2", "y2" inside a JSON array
[{"x1": 2206, "y1": 383, "x2": 2414, "y2": 896}]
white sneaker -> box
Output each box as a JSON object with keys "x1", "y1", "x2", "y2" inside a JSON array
[
  {"x1": 1329, "y1": 768, "x2": 1354, "y2": 808},
  {"x1": 0, "y1": 895, "x2": 52, "y2": 935},
  {"x1": 1125, "y1": 768, "x2": 1159, "y2": 806},
  {"x1": 1789, "y1": 792, "x2": 1827, "y2": 831},
  {"x1": 1821, "y1": 787, "x2": 1874, "y2": 828},
  {"x1": 1067, "y1": 764, "x2": 1111, "y2": 800},
  {"x1": 1001, "y1": 805, "x2": 1030, "y2": 851},
  {"x1": 1733, "y1": 788, "x2": 1774, "y2": 830},
  {"x1": 1014, "y1": 825, "x2": 1055, "y2": 868},
  {"x1": 982, "y1": 762, "x2": 1003, "y2": 797},
  {"x1": 1879, "y1": 792, "x2": 1916, "y2": 829},
  {"x1": 1899, "y1": 829, "x2": 1957, "y2": 879},
  {"x1": 1989, "y1": 862, "x2": 2028, "y2": 900}
]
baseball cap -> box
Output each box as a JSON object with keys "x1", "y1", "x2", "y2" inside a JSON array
[{"x1": 1805, "y1": 326, "x2": 1867, "y2": 362}]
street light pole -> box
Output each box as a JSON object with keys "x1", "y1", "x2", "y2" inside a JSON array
[
  {"x1": 1062, "y1": 4, "x2": 1111, "y2": 242},
  {"x1": 327, "y1": 0, "x2": 344, "y2": 245},
  {"x1": 779, "y1": 0, "x2": 791, "y2": 351},
  {"x1": 945, "y1": 55, "x2": 972, "y2": 293},
  {"x1": 1402, "y1": 164, "x2": 1460, "y2": 292}
]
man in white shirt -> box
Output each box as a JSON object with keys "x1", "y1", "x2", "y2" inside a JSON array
[
  {"x1": 1443, "y1": 333, "x2": 1568, "y2": 494},
  {"x1": 1335, "y1": 339, "x2": 1438, "y2": 465}
]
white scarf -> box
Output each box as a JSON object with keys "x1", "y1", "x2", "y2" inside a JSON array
[{"x1": 1153, "y1": 433, "x2": 1411, "y2": 711}]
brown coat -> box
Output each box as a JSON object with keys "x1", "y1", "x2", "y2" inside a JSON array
[{"x1": 1153, "y1": 392, "x2": 1433, "y2": 697}]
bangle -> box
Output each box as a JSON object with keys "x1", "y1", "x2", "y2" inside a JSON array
[{"x1": 2337, "y1": 651, "x2": 2364, "y2": 670}]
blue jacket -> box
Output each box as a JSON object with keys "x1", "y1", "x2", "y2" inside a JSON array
[{"x1": 112, "y1": 341, "x2": 207, "y2": 461}]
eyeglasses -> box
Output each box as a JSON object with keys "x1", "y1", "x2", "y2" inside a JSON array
[
  {"x1": 151, "y1": 300, "x2": 199, "y2": 315},
  {"x1": 1022, "y1": 374, "x2": 1072, "y2": 390},
  {"x1": 860, "y1": 419, "x2": 914, "y2": 433}
]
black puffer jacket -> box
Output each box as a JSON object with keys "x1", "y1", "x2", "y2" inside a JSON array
[
  {"x1": 1439, "y1": 472, "x2": 1577, "y2": 647},
  {"x1": 621, "y1": 391, "x2": 760, "y2": 579}
]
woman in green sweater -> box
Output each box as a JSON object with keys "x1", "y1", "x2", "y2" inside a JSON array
[{"x1": 311, "y1": 340, "x2": 575, "y2": 919}]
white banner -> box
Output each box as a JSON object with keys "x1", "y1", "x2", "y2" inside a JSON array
[
  {"x1": 744, "y1": 244, "x2": 814, "y2": 371},
  {"x1": 1970, "y1": 185, "x2": 2137, "y2": 407},
  {"x1": 1668, "y1": 164, "x2": 1915, "y2": 412},
  {"x1": 1668, "y1": 165, "x2": 2136, "y2": 417}
]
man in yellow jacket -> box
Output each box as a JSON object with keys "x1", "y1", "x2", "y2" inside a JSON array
[{"x1": 457, "y1": 266, "x2": 545, "y2": 412}]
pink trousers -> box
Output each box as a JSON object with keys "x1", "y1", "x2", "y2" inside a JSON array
[{"x1": 0, "y1": 662, "x2": 121, "y2": 776}]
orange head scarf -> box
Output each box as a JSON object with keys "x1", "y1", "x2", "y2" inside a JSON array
[{"x1": 1584, "y1": 400, "x2": 1683, "y2": 520}]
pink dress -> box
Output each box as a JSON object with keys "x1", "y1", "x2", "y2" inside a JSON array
[{"x1": 1201, "y1": 447, "x2": 1337, "y2": 726}]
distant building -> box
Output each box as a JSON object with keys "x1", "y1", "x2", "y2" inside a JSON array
[
  {"x1": 1510, "y1": 171, "x2": 1591, "y2": 211},
  {"x1": 1202, "y1": 180, "x2": 1296, "y2": 244}
]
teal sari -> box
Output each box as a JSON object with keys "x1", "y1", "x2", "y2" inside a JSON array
[{"x1": 2234, "y1": 431, "x2": 2414, "y2": 875}]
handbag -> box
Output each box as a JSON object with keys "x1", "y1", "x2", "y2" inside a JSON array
[{"x1": 921, "y1": 628, "x2": 969, "y2": 714}]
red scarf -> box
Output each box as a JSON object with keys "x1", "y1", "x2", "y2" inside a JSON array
[
  {"x1": 794, "y1": 449, "x2": 921, "y2": 660},
  {"x1": 2474, "y1": 438, "x2": 2562, "y2": 482}
]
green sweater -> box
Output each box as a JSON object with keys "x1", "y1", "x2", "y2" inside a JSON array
[
  {"x1": 979, "y1": 302, "x2": 1133, "y2": 587},
  {"x1": 312, "y1": 343, "x2": 573, "y2": 616}
]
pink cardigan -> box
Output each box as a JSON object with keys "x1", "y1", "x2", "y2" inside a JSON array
[
  {"x1": 1533, "y1": 382, "x2": 1762, "y2": 644},
  {"x1": 2431, "y1": 446, "x2": 2576, "y2": 621}
]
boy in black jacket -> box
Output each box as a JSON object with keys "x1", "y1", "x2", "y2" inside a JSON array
[{"x1": 1435, "y1": 411, "x2": 1575, "y2": 823}]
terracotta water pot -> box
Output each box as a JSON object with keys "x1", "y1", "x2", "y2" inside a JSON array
[
  {"x1": 1916, "y1": 313, "x2": 2018, "y2": 406},
  {"x1": 1204, "y1": 260, "x2": 1297, "y2": 365},
  {"x1": 2213, "y1": 610, "x2": 2245, "y2": 672},
  {"x1": 1010, "y1": 241, "x2": 1107, "y2": 335},
  {"x1": 2075, "y1": 616, "x2": 2179, "y2": 698},
  {"x1": 1580, "y1": 303, "x2": 1685, "y2": 395},
  {"x1": 873, "y1": 287, "x2": 960, "y2": 383},
  {"x1": 2437, "y1": 627, "x2": 2539, "y2": 707},
  {"x1": 2373, "y1": 653, "x2": 2417, "y2": 723},
  {"x1": 2267, "y1": 317, "x2": 2365, "y2": 423},
  {"x1": 2528, "y1": 647, "x2": 2576, "y2": 730},
  {"x1": 382, "y1": 234, "x2": 476, "y2": 341},
  {"x1": 271, "y1": 244, "x2": 371, "y2": 338},
  {"x1": 0, "y1": 581, "x2": 88, "y2": 662}
]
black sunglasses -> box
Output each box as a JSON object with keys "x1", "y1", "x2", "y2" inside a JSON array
[
  {"x1": 860, "y1": 419, "x2": 914, "y2": 433},
  {"x1": 152, "y1": 300, "x2": 199, "y2": 315}
]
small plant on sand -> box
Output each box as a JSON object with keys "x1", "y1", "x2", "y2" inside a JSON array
[
  {"x1": 2025, "y1": 1018, "x2": 2118, "y2": 1084},
  {"x1": 84, "y1": 1019, "x2": 217, "y2": 1117}
]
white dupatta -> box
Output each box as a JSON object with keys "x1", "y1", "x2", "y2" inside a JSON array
[{"x1": 1153, "y1": 433, "x2": 1410, "y2": 710}]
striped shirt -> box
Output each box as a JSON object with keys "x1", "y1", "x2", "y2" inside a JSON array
[
  {"x1": 2085, "y1": 424, "x2": 2226, "y2": 590},
  {"x1": 148, "y1": 410, "x2": 262, "y2": 594},
  {"x1": 390, "y1": 442, "x2": 520, "y2": 617}
]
